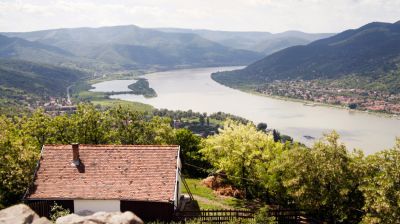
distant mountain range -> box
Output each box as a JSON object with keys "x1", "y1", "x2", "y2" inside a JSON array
[
  {"x1": 1, "y1": 25, "x2": 334, "y2": 72},
  {"x1": 2, "y1": 25, "x2": 266, "y2": 70},
  {"x1": 156, "y1": 28, "x2": 333, "y2": 55},
  {"x1": 0, "y1": 24, "x2": 335, "y2": 108},
  {"x1": 213, "y1": 21, "x2": 400, "y2": 89}
]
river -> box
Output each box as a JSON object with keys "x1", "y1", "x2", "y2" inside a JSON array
[{"x1": 91, "y1": 66, "x2": 400, "y2": 154}]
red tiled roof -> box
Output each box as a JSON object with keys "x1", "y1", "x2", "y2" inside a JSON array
[{"x1": 26, "y1": 145, "x2": 179, "y2": 202}]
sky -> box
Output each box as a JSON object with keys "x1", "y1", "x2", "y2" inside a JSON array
[{"x1": 0, "y1": 0, "x2": 399, "y2": 33}]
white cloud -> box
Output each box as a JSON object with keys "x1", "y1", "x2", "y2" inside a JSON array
[{"x1": 0, "y1": 0, "x2": 398, "y2": 32}]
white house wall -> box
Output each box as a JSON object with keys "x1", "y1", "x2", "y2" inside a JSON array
[
  {"x1": 173, "y1": 147, "x2": 182, "y2": 209},
  {"x1": 74, "y1": 200, "x2": 120, "y2": 214}
]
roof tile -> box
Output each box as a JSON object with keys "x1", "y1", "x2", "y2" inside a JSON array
[{"x1": 26, "y1": 145, "x2": 179, "y2": 202}]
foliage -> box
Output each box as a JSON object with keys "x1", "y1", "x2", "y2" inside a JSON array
[
  {"x1": 22, "y1": 109, "x2": 52, "y2": 147},
  {"x1": 0, "y1": 59, "x2": 85, "y2": 97},
  {"x1": 359, "y1": 139, "x2": 400, "y2": 223},
  {"x1": 152, "y1": 109, "x2": 251, "y2": 137},
  {"x1": 0, "y1": 116, "x2": 39, "y2": 208},
  {"x1": 153, "y1": 109, "x2": 250, "y2": 125},
  {"x1": 256, "y1": 122, "x2": 268, "y2": 132},
  {"x1": 0, "y1": 103, "x2": 187, "y2": 207},
  {"x1": 201, "y1": 119, "x2": 286, "y2": 198},
  {"x1": 128, "y1": 78, "x2": 157, "y2": 98},
  {"x1": 2, "y1": 99, "x2": 400, "y2": 224},
  {"x1": 254, "y1": 205, "x2": 277, "y2": 224},
  {"x1": 174, "y1": 129, "x2": 210, "y2": 177},
  {"x1": 50, "y1": 202, "x2": 70, "y2": 222},
  {"x1": 268, "y1": 132, "x2": 364, "y2": 222},
  {"x1": 75, "y1": 104, "x2": 112, "y2": 143}
]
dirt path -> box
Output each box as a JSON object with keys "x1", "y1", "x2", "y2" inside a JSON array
[{"x1": 192, "y1": 195, "x2": 234, "y2": 210}]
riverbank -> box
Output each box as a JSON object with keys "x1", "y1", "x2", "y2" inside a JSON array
[
  {"x1": 84, "y1": 66, "x2": 400, "y2": 153},
  {"x1": 212, "y1": 78, "x2": 400, "y2": 119},
  {"x1": 70, "y1": 74, "x2": 154, "y2": 112},
  {"x1": 243, "y1": 89, "x2": 399, "y2": 119}
]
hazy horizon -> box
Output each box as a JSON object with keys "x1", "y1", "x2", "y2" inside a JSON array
[{"x1": 1, "y1": 0, "x2": 399, "y2": 33}]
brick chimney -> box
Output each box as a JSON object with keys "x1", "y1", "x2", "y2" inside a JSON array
[{"x1": 71, "y1": 143, "x2": 80, "y2": 166}]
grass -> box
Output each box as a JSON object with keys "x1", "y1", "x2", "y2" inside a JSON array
[
  {"x1": 182, "y1": 178, "x2": 245, "y2": 210},
  {"x1": 183, "y1": 178, "x2": 216, "y2": 200},
  {"x1": 71, "y1": 70, "x2": 157, "y2": 113},
  {"x1": 91, "y1": 99, "x2": 153, "y2": 112}
]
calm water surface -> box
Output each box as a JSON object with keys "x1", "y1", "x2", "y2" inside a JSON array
[{"x1": 91, "y1": 67, "x2": 400, "y2": 154}]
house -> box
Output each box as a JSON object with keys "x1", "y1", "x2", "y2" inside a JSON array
[{"x1": 24, "y1": 144, "x2": 182, "y2": 222}]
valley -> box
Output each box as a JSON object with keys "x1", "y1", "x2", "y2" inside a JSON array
[
  {"x1": 1, "y1": 1, "x2": 400, "y2": 221},
  {"x1": 1, "y1": 21, "x2": 400, "y2": 152},
  {"x1": 91, "y1": 66, "x2": 400, "y2": 154}
]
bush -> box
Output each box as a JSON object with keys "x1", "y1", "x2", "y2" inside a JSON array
[
  {"x1": 254, "y1": 206, "x2": 277, "y2": 224},
  {"x1": 50, "y1": 202, "x2": 70, "y2": 222}
]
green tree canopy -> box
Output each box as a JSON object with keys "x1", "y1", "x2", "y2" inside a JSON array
[
  {"x1": 270, "y1": 131, "x2": 364, "y2": 222},
  {"x1": 174, "y1": 128, "x2": 210, "y2": 177},
  {"x1": 0, "y1": 116, "x2": 39, "y2": 208},
  {"x1": 360, "y1": 139, "x2": 400, "y2": 223},
  {"x1": 201, "y1": 119, "x2": 286, "y2": 198}
]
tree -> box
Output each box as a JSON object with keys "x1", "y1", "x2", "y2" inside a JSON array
[
  {"x1": 71, "y1": 104, "x2": 111, "y2": 144},
  {"x1": 47, "y1": 114, "x2": 75, "y2": 144},
  {"x1": 257, "y1": 123, "x2": 268, "y2": 132},
  {"x1": 145, "y1": 116, "x2": 176, "y2": 145},
  {"x1": 271, "y1": 132, "x2": 363, "y2": 222},
  {"x1": 108, "y1": 105, "x2": 176, "y2": 145},
  {"x1": 201, "y1": 119, "x2": 284, "y2": 198},
  {"x1": 359, "y1": 139, "x2": 400, "y2": 223},
  {"x1": 174, "y1": 129, "x2": 209, "y2": 177},
  {"x1": 0, "y1": 116, "x2": 39, "y2": 208},
  {"x1": 108, "y1": 105, "x2": 148, "y2": 144},
  {"x1": 272, "y1": 129, "x2": 280, "y2": 142},
  {"x1": 199, "y1": 115, "x2": 205, "y2": 126},
  {"x1": 22, "y1": 109, "x2": 51, "y2": 147}
]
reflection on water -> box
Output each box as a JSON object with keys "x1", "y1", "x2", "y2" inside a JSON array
[{"x1": 92, "y1": 67, "x2": 400, "y2": 154}]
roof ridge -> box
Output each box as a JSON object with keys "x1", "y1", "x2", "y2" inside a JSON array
[
  {"x1": 44, "y1": 144, "x2": 179, "y2": 147},
  {"x1": 43, "y1": 144, "x2": 180, "y2": 150}
]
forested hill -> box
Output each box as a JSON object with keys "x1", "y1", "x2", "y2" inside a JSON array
[
  {"x1": 0, "y1": 34, "x2": 76, "y2": 64},
  {"x1": 0, "y1": 59, "x2": 86, "y2": 97},
  {"x1": 212, "y1": 21, "x2": 400, "y2": 85},
  {"x1": 3, "y1": 25, "x2": 264, "y2": 69},
  {"x1": 156, "y1": 28, "x2": 333, "y2": 55}
]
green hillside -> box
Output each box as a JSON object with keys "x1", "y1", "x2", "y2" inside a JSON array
[
  {"x1": 0, "y1": 59, "x2": 87, "y2": 114},
  {"x1": 212, "y1": 21, "x2": 400, "y2": 92},
  {"x1": 0, "y1": 34, "x2": 116, "y2": 72},
  {"x1": 0, "y1": 59, "x2": 86, "y2": 96}
]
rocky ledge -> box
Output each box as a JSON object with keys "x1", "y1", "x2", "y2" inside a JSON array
[{"x1": 0, "y1": 204, "x2": 143, "y2": 224}]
